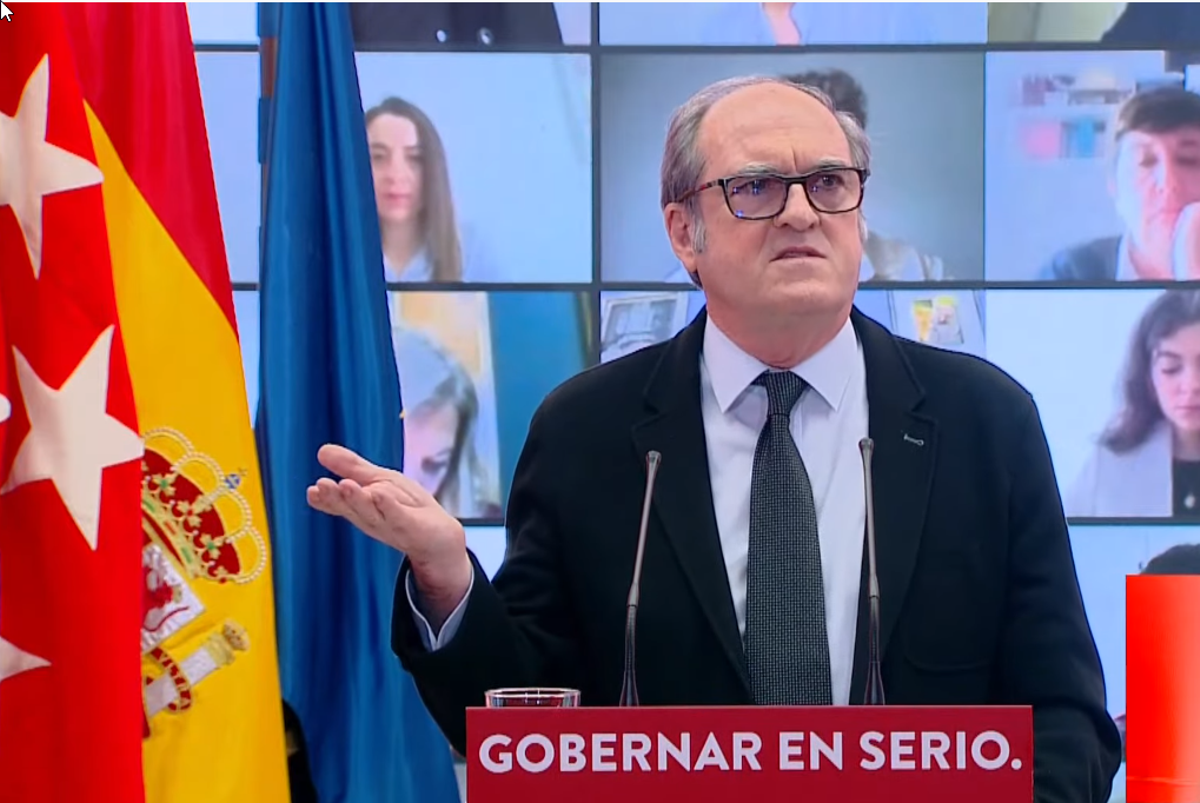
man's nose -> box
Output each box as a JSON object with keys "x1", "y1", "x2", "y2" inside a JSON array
[{"x1": 775, "y1": 183, "x2": 820, "y2": 229}]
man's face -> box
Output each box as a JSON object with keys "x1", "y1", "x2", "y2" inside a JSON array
[
  {"x1": 1113, "y1": 126, "x2": 1200, "y2": 259},
  {"x1": 665, "y1": 84, "x2": 863, "y2": 329}
]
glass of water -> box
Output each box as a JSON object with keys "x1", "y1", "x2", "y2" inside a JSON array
[{"x1": 484, "y1": 687, "x2": 581, "y2": 708}]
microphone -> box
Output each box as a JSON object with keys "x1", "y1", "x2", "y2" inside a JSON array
[
  {"x1": 858, "y1": 437, "x2": 886, "y2": 705},
  {"x1": 619, "y1": 450, "x2": 662, "y2": 707}
]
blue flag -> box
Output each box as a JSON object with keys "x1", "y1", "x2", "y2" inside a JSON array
[{"x1": 256, "y1": 4, "x2": 460, "y2": 802}]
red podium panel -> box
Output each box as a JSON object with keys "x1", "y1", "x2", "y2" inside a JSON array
[{"x1": 467, "y1": 705, "x2": 1032, "y2": 802}]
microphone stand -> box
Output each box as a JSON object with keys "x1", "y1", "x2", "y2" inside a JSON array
[
  {"x1": 859, "y1": 438, "x2": 886, "y2": 705},
  {"x1": 619, "y1": 450, "x2": 662, "y2": 707}
]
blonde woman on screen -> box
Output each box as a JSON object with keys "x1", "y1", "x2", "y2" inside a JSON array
[
  {"x1": 366, "y1": 97, "x2": 495, "y2": 283},
  {"x1": 1066, "y1": 290, "x2": 1200, "y2": 519},
  {"x1": 393, "y1": 327, "x2": 501, "y2": 519}
]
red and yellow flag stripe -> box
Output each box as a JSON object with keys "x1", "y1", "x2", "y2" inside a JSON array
[{"x1": 65, "y1": 5, "x2": 290, "y2": 801}]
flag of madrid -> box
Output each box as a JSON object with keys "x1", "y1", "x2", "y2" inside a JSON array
[{"x1": 0, "y1": 5, "x2": 147, "y2": 801}]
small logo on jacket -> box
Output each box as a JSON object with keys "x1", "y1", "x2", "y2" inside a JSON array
[{"x1": 903, "y1": 433, "x2": 925, "y2": 447}]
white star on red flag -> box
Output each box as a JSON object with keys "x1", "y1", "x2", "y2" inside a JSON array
[
  {"x1": 1, "y1": 326, "x2": 144, "y2": 551},
  {"x1": 0, "y1": 635, "x2": 49, "y2": 686},
  {"x1": 0, "y1": 10, "x2": 151, "y2": 798},
  {"x1": 0, "y1": 53, "x2": 104, "y2": 279},
  {"x1": 0, "y1": 377, "x2": 50, "y2": 691}
]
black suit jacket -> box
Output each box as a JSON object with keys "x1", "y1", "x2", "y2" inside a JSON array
[{"x1": 392, "y1": 308, "x2": 1122, "y2": 802}]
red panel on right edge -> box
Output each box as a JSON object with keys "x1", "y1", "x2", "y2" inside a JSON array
[{"x1": 1127, "y1": 575, "x2": 1200, "y2": 803}]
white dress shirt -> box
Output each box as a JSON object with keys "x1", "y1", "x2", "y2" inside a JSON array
[
  {"x1": 408, "y1": 315, "x2": 870, "y2": 705},
  {"x1": 699, "y1": 315, "x2": 869, "y2": 705}
]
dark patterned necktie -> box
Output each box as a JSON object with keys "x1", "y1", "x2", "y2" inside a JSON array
[{"x1": 744, "y1": 370, "x2": 833, "y2": 706}]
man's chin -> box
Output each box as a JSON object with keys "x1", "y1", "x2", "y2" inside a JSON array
[
  {"x1": 773, "y1": 273, "x2": 855, "y2": 301},
  {"x1": 759, "y1": 288, "x2": 853, "y2": 323}
]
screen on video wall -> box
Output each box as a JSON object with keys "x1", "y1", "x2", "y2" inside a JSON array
[{"x1": 191, "y1": 5, "x2": 1200, "y2": 799}]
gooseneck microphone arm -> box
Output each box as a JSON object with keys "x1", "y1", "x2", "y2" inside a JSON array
[
  {"x1": 619, "y1": 450, "x2": 662, "y2": 708},
  {"x1": 859, "y1": 437, "x2": 886, "y2": 705}
]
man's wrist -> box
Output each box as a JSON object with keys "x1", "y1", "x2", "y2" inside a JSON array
[{"x1": 411, "y1": 551, "x2": 474, "y2": 622}]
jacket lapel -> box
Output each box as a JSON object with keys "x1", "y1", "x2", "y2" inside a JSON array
[
  {"x1": 630, "y1": 310, "x2": 752, "y2": 698},
  {"x1": 848, "y1": 308, "x2": 938, "y2": 704}
]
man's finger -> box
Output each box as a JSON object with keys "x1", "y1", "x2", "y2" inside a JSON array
[
  {"x1": 308, "y1": 478, "x2": 351, "y2": 517},
  {"x1": 339, "y1": 479, "x2": 385, "y2": 532},
  {"x1": 366, "y1": 475, "x2": 422, "y2": 508},
  {"x1": 317, "y1": 443, "x2": 396, "y2": 486},
  {"x1": 309, "y1": 478, "x2": 378, "y2": 537},
  {"x1": 370, "y1": 484, "x2": 412, "y2": 523}
]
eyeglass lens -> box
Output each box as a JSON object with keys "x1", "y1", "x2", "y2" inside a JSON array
[{"x1": 726, "y1": 169, "x2": 863, "y2": 219}]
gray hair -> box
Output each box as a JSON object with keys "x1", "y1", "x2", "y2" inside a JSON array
[{"x1": 660, "y1": 75, "x2": 871, "y2": 266}]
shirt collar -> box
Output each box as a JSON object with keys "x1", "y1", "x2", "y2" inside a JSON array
[
  {"x1": 383, "y1": 249, "x2": 432, "y2": 282},
  {"x1": 702, "y1": 313, "x2": 859, "y2": 415}
]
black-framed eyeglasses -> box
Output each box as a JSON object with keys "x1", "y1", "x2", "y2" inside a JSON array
[{"x1": 677, "y1": 166, "x2": 869, "y2": 221}]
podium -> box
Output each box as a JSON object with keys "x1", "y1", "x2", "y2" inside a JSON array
[{"x1": 467, "y1": 704, "x2": 1033, "y2": 802}]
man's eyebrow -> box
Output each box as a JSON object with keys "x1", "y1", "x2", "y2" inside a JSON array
[
  {"x1": 809, "y1": 158, "x2": 853, "y2": 171},
  {"x1": 738, "y1": 162, "x2": 781, "y2": 176},
  {"x1": 733, "y1": 158, "x2": 853, "y2": 176}
]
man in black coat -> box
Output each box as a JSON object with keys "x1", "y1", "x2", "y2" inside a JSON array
[{"x1": 309, "y1": 76, "x2": 1122, "y2": 802}]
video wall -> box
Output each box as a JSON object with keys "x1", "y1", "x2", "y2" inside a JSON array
[{"x1": 189, "y1": 4, "x2": 1200, "y2": 800}]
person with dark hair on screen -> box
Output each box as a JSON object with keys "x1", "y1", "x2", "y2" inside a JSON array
[
  {"x1": 1067, "y1": 289, "x2": 1200, "y2": 519},
  {"x1": 349, "y1": 3, "x2": 562, "y2": 47},
  {"x1": 1041, "y1": 87, "x2": 1200, "y2": 282},
  {"x1": 365, "y1": 97, "x2": 496, "y2": 283},
  {"x1": 781, "y1": 69, "x2": 946, "y2": 282},
  {"x1": 1143, "y1": 542, "x2": 1200, "y2": 574},
  {"x1": 310, "y1": 75, "x2": 1120, "y2": 801}
]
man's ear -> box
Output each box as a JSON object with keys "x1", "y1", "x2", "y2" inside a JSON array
[{"x1": 665, "y1": 203, "x2": 699, "y2": 269}]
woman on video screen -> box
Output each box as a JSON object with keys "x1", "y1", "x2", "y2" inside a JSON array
[
  {"x1": 393, "y1": 326, "x2": 501, "y2": 519},
  {"x1": 366, "y1": 97, "x2": 495, "y2": 283},
  {"x1": 1066, "y1": 289, "x2": 1200, "y2": 518}
]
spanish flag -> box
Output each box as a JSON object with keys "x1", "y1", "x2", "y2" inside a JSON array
[{"x1": 63, "y1": 5, "x2": 290, "y2": 801}]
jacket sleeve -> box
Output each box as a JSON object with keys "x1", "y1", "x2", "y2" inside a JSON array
[
  {"x1": 391, "y1": 402, "x2": 585, "y2": 755},
  {"x1": 998, "y1": 396, "x2": 1122, "y2": 803}
]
